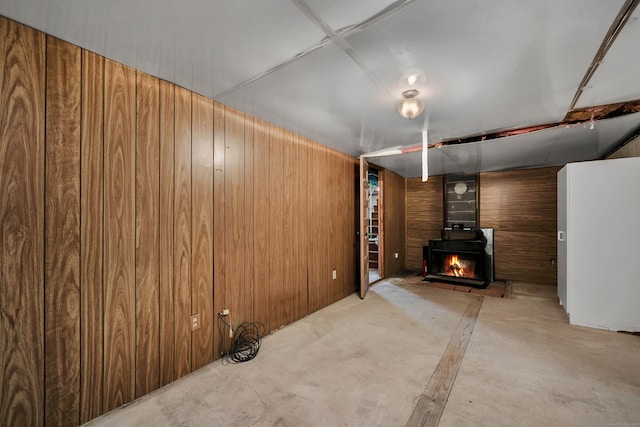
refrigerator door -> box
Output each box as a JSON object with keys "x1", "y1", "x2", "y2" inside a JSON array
[{"x1": 557, "y1": 166, "x2": 568, "y2": 313}]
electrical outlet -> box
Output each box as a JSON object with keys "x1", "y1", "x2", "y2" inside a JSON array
[
  {"x1": 394, "y1": 252, "x2": 399, "y2": 259},
  {"x1": 332, "y1": 269, "x2": 337, "y2": 280},
  {"x1": 191, "y1": 314, "x2": 200, "y2": 331}
]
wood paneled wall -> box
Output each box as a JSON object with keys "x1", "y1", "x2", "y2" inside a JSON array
[
  {"x1": 405, "y1": 168, "x2": 559, "y2": 285},
  {"x1": 382, "y1": 169, "x2": 406, "y2": 276},
  {"x1": 406, "y1": 177, "x2": 444, "y2": 270},
  {"x1": 607, "y1": 134, "x2": 640, "y2": 159},
  {"x1": 0, "y1": 18, "x2": 46, "y2": 427},
  {"x1": 479, "y1": 167, "x2": 560, "y2": 285},
  {"x1": 0, "y1": 16, "x2": 357, "y2": 426}
]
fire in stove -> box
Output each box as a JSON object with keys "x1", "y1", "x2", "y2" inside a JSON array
[{"x1": 442, "y1": 254, "x2": 475, "y2": 278}]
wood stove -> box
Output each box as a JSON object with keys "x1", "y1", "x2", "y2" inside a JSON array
[{"x1": 424, "y1": 228, "x2": 493, "y2": 288}]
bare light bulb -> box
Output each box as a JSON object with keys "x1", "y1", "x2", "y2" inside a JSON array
[{"x1": 398, "y1": 89, "x2": 424, "y2": 119}]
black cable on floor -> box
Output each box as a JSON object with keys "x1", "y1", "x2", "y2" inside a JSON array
[{"x1": 227, "y1": 322, "x2": 265, "y2": 363}]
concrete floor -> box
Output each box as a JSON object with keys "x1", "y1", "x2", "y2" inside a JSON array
[
  {"x1": 86, "y1": 275, "x2": 640, "y2": 427},
  {"x1": 368, "y1": 268, "x2": 380, "y2": 284}
]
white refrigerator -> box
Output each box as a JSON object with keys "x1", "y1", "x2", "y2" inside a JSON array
[{"x1": 557, "y1": 156, "x2": 640, "y2": 332}]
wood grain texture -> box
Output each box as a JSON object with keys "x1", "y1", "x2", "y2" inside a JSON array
[
  {"x1": 44, "y1": 36, "x2": 81, "y2": 426},
  {"x1": 225, "y1": 107, "x2": 246, "y2": 330},
  {"x1": 359, "y1": 156, "x2": 369, "y2": 299},
  {"x1": 1, "y1": 17, "x2": 362, "y2": 424},
  {"x1": 212, "y1": 101, "x2": 227, "y2": 359},
  {"x1": 135, "y1": 72, "x2": 160, "y2": 397},
  {"x1": 344, "y1": 156, "x2": 354, "y2": 299},
  {"x1": 348, "y1": 156, "x2": 359, "y2": 298},
  {"x1": 342, "y1": 156, "x2": 356, "y2": 299},
  {"x1": 383, "y1": 169, "x2": 406, "y2": 277},
  {"x1": 103, "y1": 59, "x2": 136, "y2": 412},
  {"x1": 269, "y1": 124, "x2": 285, "y2": 331},
  {"x1": 252, "y1": 118, "x2": 270, "y2": 331},
  {"x1": 607, "y1": 134, "x2": 640, "y2": 159},
  {"x1": 479, "y1": 167, "x2": 559, "y2": 284},
  {"x1": 173, "y1": 86, "x2": 192, "y2": 379},
  {"x1": 295, "y1": 136, "x2": 309, "y2": 320},
  {"x1": 307, "y1": 141, "x2": 321, "y2": 312},
  {"x1": 282, "y1": 130, "x2": 296, "y2": 325},
  {"x1": 406, "y1": 176, "x2": 444, "y2": 270},
  {"x1": 0, "y1": 17, "x2": 46, "y2": 427},
  {"x1": 406, "y1": 296, "x2": 483, "y2": 427},
  {"x1": 158, "y1": 80, "x2": 175, "y2": 387},
  {"x1": 191, "y1": 94, "x2": 214, "y2": 370},
  {"x1": 80, "y1": 49, "x2": 104, "y2": 423},
  {"x1": 336, "y1": 156, "x2": 345, "y2": 296},
  {"x1": 243, "y1": 114, "x2": 255, "y2": 323},
  {"x1": 320, "y1": 146, "x2": 330, "y2": 305},
  {"x1": 327, "y1": 145, "x2": 339, "y2": 304},
  {"x1": 377, "y1": 167, "x2": 385, "y2": 277}
]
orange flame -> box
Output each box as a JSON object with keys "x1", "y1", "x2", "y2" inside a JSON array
[{"x1": 443, "y1": 254, "x2": 475, "y2": 278}]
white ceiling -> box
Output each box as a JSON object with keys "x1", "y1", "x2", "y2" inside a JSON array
[{"x1": 1, "y1": 0, "x2": 639, "y2": 177}]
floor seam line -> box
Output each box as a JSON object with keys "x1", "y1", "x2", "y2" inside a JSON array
[{"x1": 406, "y1": 295, "x2": 484, "y2": 427}]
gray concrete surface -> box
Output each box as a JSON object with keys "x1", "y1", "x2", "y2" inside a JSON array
[{"x1": 85, "y1": 277, "x2": 640, "y2": 427}]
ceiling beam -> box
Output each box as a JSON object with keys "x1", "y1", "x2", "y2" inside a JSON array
[
  {"x1": 567, "y1": 0, "x2": 640, "y2": 111},
  {"x1": 392, "y1": 98, "x2": 640, "y2": 152}
]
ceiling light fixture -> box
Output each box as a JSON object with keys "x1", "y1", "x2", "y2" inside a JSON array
[{"x1": 398, "y1": 89, "x2": 424, "y2": 119}]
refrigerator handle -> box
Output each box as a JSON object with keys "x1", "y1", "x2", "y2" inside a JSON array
[{"x1": 557, "y1": 231, "x2": 566, "y2": 242}]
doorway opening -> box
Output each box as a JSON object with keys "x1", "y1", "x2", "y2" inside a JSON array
[{"x1": 368, "y1": 168, "x2": 384, "y2": 284}]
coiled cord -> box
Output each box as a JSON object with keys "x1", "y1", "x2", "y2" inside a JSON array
[{"x1": 227, "y1": 322, "x2": 265, "y2": 363}]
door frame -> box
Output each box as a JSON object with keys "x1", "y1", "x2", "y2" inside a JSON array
[{"x1": 359, "y1": 157, "x2": 369, "y2": 298}]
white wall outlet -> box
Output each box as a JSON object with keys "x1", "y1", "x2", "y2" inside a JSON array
[
  {"x1": 191, "y1": 314, "x2": 200, "y2": 331},
  {"x1": 395, "y1": 252, "x2": 399, "y2": 259},
  {"x1": 220, "y1": 309, "x2": 230, "y2": 316},
  {"x1": 332, "y1": 269, "x2": 337, "y2": 280}
]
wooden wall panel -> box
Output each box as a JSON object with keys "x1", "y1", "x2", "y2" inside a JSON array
[
  {"x1": 339, "y1": 154, "x2": 355, "y2": 300},
  {"x1": 191, "y1": 94, "x2": 214, "y2": 370},
  {"x1": 320, "y1": 146, "x2": 330, "y2": 307},
  {"x1": 1, "y1": 17, "x2": 360, "y2": 425},
  {"x1": 344, "y1": 156, "x2": 353, "y2": 298},
  {"x1": 295, "y1": 136, "x2": 309, "y2": 320},
  {"x1": 102, "y1": 59, "x2": 137, "y2": 410},
  {"x1": 406, "y1": 176, "x2": 444, "y2": 270},
  {"x1": 253, "y1": 119, "x2": 270, "y2": 331},
  {"x1": 44, "y1": 36, "x2": 81, "y2": 426},
  {"x1": 173, "y1": 86, "x2": 192, "y2": 379},
  {"x1": 103, "y1": 59, "x2": 136, "y2": 412},
  {"x1": 80, "y1": 50, "x2": 104, "y2": 423},
  {"x1": 213, "y1": 101, "x2": 227, "y2": 359},
  {"x1": 243, "y1": 114, "x2": 255, "y2": 324},
  {"x1": 406, "y1": 168, "x2": 558, "y2": 284},
  {"x1": 347, "y1": 157, "x2": 358, "y2": 297},
  {"x1": 158, "y1": 80, "x2": 175, "y2": 388},
  {"x1": 383, "y1": 169, "x2": 406, "y2": 277},
  {"x1": 0, "y1": 17, "x2": 46, "y2": 427},
  {"x1": 327, "y1": 146, "x2": 339, "y2": 304},
  {"x1": 282, "y1": 130, "x2": 296, "y2": 326},
  {"x1": 269, "y1": 124, "x2": 285, "y2": 332},
  {"x1": 479, "y1": 167, "x2": 559, "y2": 284},
  {"x1": 135, "y1": 72, "x2": 160, "y2": 397},
  {"x1": 225, "y1": 107, "x2": 246, "y2": 330},
  {"x1": 307, "y1": 142, "x2": 320, "y2": 313},
  {"x1": 607, "y1": 134, "x2": 640, "y2": 159},
  {"x1": 339, "y1": 157, "x2": 348, "y2": 299},
  {"x1": 333, "y1": 155, "x2": 341, "y2": 298}
]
